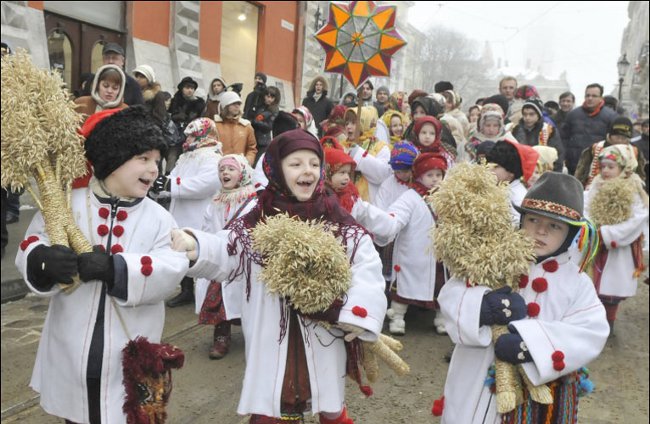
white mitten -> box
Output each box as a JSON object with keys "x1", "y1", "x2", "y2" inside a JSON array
[{"x1": 171, "y1": 229, "x2": 198, "y2": 261}]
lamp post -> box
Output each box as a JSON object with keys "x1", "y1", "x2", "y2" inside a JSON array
[{"x1": 617, "y1": 53, "x2": 630, "y2": 102}]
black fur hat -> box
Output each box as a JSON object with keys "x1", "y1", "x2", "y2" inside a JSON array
[
  {"x1": 486, "y1": 140, "x2": 522, "y2": 180},
  {"x1": 272, "y1": 111, "x2": 299, "y2": 137},
  {"x1": 434, "y1": 81, "x2": 454, "y2": 93},
  {"x1": 85, "y1": 106, "x2": 167, "y2": 180}
]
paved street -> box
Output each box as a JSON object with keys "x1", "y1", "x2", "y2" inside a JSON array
[{"x1": 2, "y1": 278, "x2": 648, "y2": 423}]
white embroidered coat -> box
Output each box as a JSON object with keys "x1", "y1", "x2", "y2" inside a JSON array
[
  {"x1": 15, "y1": 188, "x2": 189, "y2": 423},
  {"x1": 168, "y1": 146, "x2": 222, "y2": 227},
  {"x1": 585, "y1": 189, "x2": 649, "y2": 298},
  {"x1": 348, "y1": 144, "x2": 392, "y2": 204},
  {"x1": 438, "y1": 254, "x2": 608, "y2": 424},
  {"x1": 382, "y1": 189, "x2": 437, "y2": 301},
  {"x1": 186, "y1": 225, "x2": 386, "y2": 417},
  {"x1": 374, "y1": 175, "x2": 410, "y2": 211}
]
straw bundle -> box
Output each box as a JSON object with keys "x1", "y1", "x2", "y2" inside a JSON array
[
  {"x1": 251, "y1": 214, "x2": 409, "y2": 381},
  {"x1": 428, "y1": 163, "x2": 547, "y2": 413},
  {"x1": 589, "y1": 178, "x2": 634, "y2": 227},
  {"x1": 2, "y1": 50, "x2": 92, "y2": 290}
]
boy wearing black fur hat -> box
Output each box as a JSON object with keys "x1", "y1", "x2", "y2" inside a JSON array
[
  {"x1": 170, "y1": 76, "x2": 206, "y2": 140},
  {"x1": 439, "y1": 172, "x2": 609, "y2": 423},
  {"x1": 486, "y1": 138, "x2": 539, "y2": 224},
  {"x1": 15, "y1": 106, "x2": 189, "y2": 423}
]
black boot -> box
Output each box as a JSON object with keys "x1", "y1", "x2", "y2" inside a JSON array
[{"x1": 166, "y1": 277, "x2": 194, "y2": 307}]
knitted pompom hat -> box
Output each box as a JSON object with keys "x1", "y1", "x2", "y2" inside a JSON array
[
  {"x1": 389, "y1": 141, "x2": 419, "y2": 170},
  {"x1": 85, "y1": 106, "x2": 167, "y2": 180}
]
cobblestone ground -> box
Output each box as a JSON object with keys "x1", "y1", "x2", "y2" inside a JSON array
[{"x1": 2, "y1": 284, "x2": 648, "y2": 423}]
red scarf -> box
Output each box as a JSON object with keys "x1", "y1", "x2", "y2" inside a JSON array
[
  {"x1": 332, "y1": 182, "x2": 360, "y2": 214},
  {"x1": 582, "y1": 99, "x2": 605, "y2": 117}
]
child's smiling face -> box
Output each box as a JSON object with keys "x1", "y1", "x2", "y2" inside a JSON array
[
  {"x1": 281, "y1": 150, "x2": 321, "y2": 201},
  {"x1": 219, "y1": 164, "x2": 242, "y2": 190}
]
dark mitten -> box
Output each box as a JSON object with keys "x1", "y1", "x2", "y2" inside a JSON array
[
  {"x1": 494, "y1": 332, "x2": 532, "y2": 364},
  {"x1": 151, "y1": 175, "x2": 170, "y2": 193},
  {"x1": 479, "y1": 286, "x2": 527, "y2": 326},
  {"x1": 27, "y1": 244, "x2": 78, "y2": 290},
  {"x1": 78, "y1": 245, "x2": 115, "y2": 287}
]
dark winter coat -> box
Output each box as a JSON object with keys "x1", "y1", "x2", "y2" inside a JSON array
[
  {"x1": 124, "y1": 74, "x2": 144, "y2": 106},
  {"x1": 511, "y1": 120, "x2": 565, "y2": 171},
  {"x1": 169, "y1": 92, "x2": 206, "y2": 134},
  {"x1": 302, "y1": 90, "x2": 333, "y2": 137},
  {"x1": 251, "y1": 106, "x2": 279, "y2": 147},
  {"x1": 244, "y1": 84, "x2": 266, "y2": 121},
  {"x1": 560, "y1": 105, "x2": 617, "y2": 174}
]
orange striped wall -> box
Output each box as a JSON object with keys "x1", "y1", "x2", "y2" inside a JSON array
[
  {"x1": 132, "y1": 1, "x2": 170, "y2": 46},
  {"x1": 28, "y1": 1, "x2": 43, "y2": 10},
  {"x1": 200, "y1": 2, "x2": 222, "y2": 62},
  {"x1": 256, "y1": 1, "x2": 299, "y2": 82}
]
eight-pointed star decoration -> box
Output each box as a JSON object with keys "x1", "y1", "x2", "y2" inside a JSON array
[{"x1": 315, "y1": 1, "x2": 407, "y2": 88}]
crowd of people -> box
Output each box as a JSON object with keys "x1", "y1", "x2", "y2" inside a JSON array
[{"x1": 4, "y1": 40, "x2": 650, "y2": 424}]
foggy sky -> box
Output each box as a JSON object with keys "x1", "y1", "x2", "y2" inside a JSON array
[{"x1": 407, "y1": 1, "x2": 631, "y2": 104}]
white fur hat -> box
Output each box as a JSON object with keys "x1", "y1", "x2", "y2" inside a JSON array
[{"x1": 133, "y1": 64, "x2": 156, "y2": 83}]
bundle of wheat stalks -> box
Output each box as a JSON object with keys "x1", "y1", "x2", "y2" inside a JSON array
[
  {"x1": 1, "y1": 50, "x2": 92, "y2": 290},
  {"x1": 429, "y1": 163, "x2": 549, "y2": 413},
  {"x1": 252, "y1": 214, "x2": 409, "y2": 379}
]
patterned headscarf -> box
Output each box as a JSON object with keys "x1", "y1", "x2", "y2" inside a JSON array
[
  {"x1": 183, "y1": 117, "x2": 222, "y2": 152},
  {"x1": 389, "y1": 141, "x2": 418, "y2": 170},
  {"x1": 598, "y1": 144, "x2": 638, "y2": 175}
]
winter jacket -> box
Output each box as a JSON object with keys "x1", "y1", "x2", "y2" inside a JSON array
[
  {"x1": 169, "y1": 92, "x2": 206, "y2": 134},
  {"x1": 214, "y1": 115, "x2": 258, "y2": 165},
  {"x1": 511, "y1": 121, "x2": 565, "y2": 171},
  {"x1": 251, "y1": 107, "x2": 279, "y2": 147},
  {"x1": 560, "y1": 106, "x2": 617, "y2": 174},
  {"x1": 123, "y1": 74, "x2": 144, "y2": 106},
  {"x1": 302, "y1": 91, "x2": 333, "y2": 136}
]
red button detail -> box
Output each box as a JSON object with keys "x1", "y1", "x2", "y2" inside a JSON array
[
  {"x1": 254, "y1": 183, "x2": 261, "y2": 188},
  {"x1": 527, "y1": 302, "x2": 541, "y2": 317},
  {"x1": 551, "y1": 350, "x2": 565, "y2": 362},
  {"x1": 362, "y1": 150, "x2": 369, "y2": 158},
  {"x1": 111, "y1": 244, "x2": 123, "y2": 254},
  {"x1": 19, "y1": 235, "x2": 39, "y2": 251},
  {"x1": 112, "y1": 225, "x2": 124, "y2": 237},
  {"x1": 97, "y1": 245, "x2": 106, "y2": 252},
  {"x1": 352, "y1": 306, "x2": 368, "y2": 318},
  {"x1": 98, "y1": 207, "x2": 110, "y2": 219},
  {"x1": 610, "y1": 241, "x2": 617, "y2": 249},
  {"x1": 97, "y1": 224, "x2": 109, "y2": 237},
  {"x1": 116, "y1": 210, "x2": 128, "y2": 221},
  {"x1": 518, "y1": 275, "x2": 529, "y2": 289},
  {"x1": 393, "y1": 264, "x2": 401, "y2": 272},
  {"x1": 542, "y1": 260, "x2": 559, "y2": 273},
  {"x1": 141, "y1": 265, "x2": 153, "y2": 276},
  {"x1": 553, "y1": 361, "x2": 565, "y2": 371},
  {"x1": 140, "y1": 256, "x2": 152, "y2": 265},
  {"x1": 176, "y1": 177, "x2": 181, "y2": 185},
  {"x1": 532, "y1": 277, "x2": 548, "y2": 293}
]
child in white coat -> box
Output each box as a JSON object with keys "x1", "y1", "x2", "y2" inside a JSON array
[
  {"x1": 153, "y1": 117, "x2": 223, "y2": 307},
  {"x1": 16, "y1": 107, "x2": 189, "y2": 423},
  {"x1": 438, "y1": 172, "x2": 609, "y2": 424},
  {"x1": 172, "y1": 129, "x2": 387, "y2": 424},
  {"x1": 383, "y1": 153, "x2": 447, "y2": 335},
  {"x1": 585, "y1": 144, "x2": 649, "y2": 334},
  {"x1": 196, "y1": 154, "x2": 257, "y2": 359}
]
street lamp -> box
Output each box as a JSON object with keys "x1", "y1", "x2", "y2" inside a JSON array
[{"x1": 617, "y1": 53, "x2": 630, "y2": 102}]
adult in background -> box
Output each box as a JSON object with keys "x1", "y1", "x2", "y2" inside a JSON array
[
  {"x1": 215, "y1": 91, "x2": 257, "y2": 165},
  {"x1": 561, "y1": 83, "x2": 618, "y2": 175},
  {"x1": 74, "y1": 65, "x2": 128, "y2": 119},
  {"x1": 374, "y1": 85, "x2": 390, "y2": 117},
  {"x1": 243, "y1": 72, "x2": 267, "y2": 121},
  {"x1": 301, "y1": 75, "x2": 333, "y2": 137},
  {"x1": 358, "y1": 80, "x2": 376, "y2": 108},
  {"x1": 101, "y1": 42, "x2": 143, "y2": 106},
  {"x1": 555, "y1": 91, "x2": 575, "y2": 130},
  {"x1": 132, "y1": 64, "x2": 161, "y2": 102},
  {"x1": 252, "y1": 86, "x2": 281, "y2": 165},
  {"x1": 575, "y1": 117, "x2": 646, "y2": 188},
  {"x1": 498, "y1": 76, "x2": 517, "y2": 120},
  {"x1": 203, "y1": 76, "x2": 227, "y2": 119},
  {"x1": 169, "y1": 76, "x2": 206, "y2": 140}
]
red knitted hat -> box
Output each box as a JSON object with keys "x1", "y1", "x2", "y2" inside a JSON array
[
  {"x1": 413, "y1": 152, "x2": 447, "y2": 179},
  {"x1": 324, "y1": 147, "x2": 356, "y2": 173}
]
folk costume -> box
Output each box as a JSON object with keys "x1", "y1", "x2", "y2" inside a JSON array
[
  {"x1": 16, "y1": 107, "x2": 189, "y2": 423},
  {"x1": 195, "y1": 154, "x2": 257, "y2": 359},
  {"x1": 382, "y1": 153, "x2": 447, "y2": 335},
  {"x1": 184, "y1": 129, "x2": 387, "y2": 422},
  {"x1": 584, "y1": 144, "x2": 649, "y2": 331},
  {"x1": 438, "y1": 172, "x2": 608, "y2": 424},
  {"x1": 161, "y1": 117, "x2": 223, "y2": 308}
]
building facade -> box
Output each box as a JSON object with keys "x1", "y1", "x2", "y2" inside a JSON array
[
  {"x1": 619, "y1": 0, "x2": 649, "y2": 120},
  {"x1": 1, "y1": 1, "x2": 303, "y2": 109}
]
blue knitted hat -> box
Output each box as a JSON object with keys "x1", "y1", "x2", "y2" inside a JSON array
[{"x1": 389, "y1": 141, "x2": 419, "y2": 170}]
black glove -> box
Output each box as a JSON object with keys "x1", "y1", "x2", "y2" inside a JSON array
[
  {"x1": 78, "y1": 245, "x2": 115, "y2": 287},
  {"x1": 479, "y1": 286, "x2": 526, "y2": 326},
  {"x1": 27, "y1": 244, "x2": 78, "y2": 290},
  {"x1": 151, "y1": 175, "x2": 170, "y2": 193},
  {"x1": 494, "y1": 332, "x2": 532, "y2": 364}
]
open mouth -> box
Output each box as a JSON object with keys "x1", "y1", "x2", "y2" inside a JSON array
[
  {"x1": 223, "y1": 176, "x2": 232, "y2": 183},
  {"x1": 139, "y1": 178, "x2": 152, "y2": 186},
  {"x1": 297, "y1": 180, "x2": 314, "y2": 188}
]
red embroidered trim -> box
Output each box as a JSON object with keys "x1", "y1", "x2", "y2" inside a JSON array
[{"x1": 521, "y1": 198, "x2": 581, "y2": 220}]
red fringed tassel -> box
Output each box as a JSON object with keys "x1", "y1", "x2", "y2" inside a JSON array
[{"x1": 360, "y1": 385, "x2": 373, "y2": 397}]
